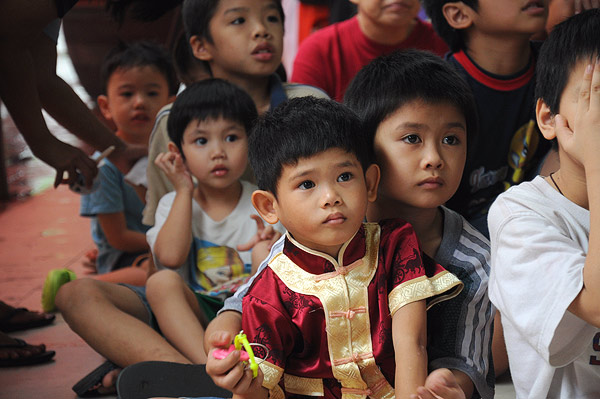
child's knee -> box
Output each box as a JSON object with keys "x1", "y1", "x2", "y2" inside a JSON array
[
  {"x1": 146, "y1": 269, "x2": 183, "y2": 296},
  {"x1": 55, "y1": 278, "x2": 100, "y2": 312}
]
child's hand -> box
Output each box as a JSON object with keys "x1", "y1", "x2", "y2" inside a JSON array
[
  {"x1": 154, "y1": 151, "x2": 194, "y2": 193},
  {"x1": 205, "y1": 331, "x2": 264, "y2": 396},
  {"x1": 411, "y1": 369, "x2": 466, "y2": 399},
  {"x1": 555, "y1": 59, "x2": 600, "y2": 171},
  {"x1": 237, "y1": 215, "x2": 282, "y2": 252}
]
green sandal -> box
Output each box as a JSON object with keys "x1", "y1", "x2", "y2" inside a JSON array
[{"x1": 41, "y1": 268, "x2": 77, "y2": 312}]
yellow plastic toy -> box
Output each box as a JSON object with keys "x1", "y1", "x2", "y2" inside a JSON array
[{"x1": 234, "y1": 330, "x2": 259, "y2": 378}]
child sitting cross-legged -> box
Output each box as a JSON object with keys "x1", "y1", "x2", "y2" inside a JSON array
[
  {"x1": 345, "y1": 49, "x2": 494, "y2": 398},
  {"x1": 144, "y1": 78, "x2": 283, "y2": 365},
  {"x1": 230, "y1": 97, "x2": 463, "y2": 399},
  {"x1": 42, "y1": 41, "x2": 178, "y2": 312}
]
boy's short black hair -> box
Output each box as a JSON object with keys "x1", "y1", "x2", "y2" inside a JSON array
[
  {"x1": 535, "y1": 8, "x2": 600, "y2": 115},
  {"x1": 249, "y1": 97, "x2": 372, "y2": 196},
  {"x1": 344, "y1": 49, "x2": 478, "y2": 156},
  {"x1": 182, "y1": 0, "x2": 285, "y2": 43},
  {"x1": 167, "y1": 79, "x2": 258, "y2": 156},
  {"x1": 422, "y1": 0, "x2": 478, "y2": 52},
  {"x1": 100, "y1": 41, "x2": 180, "y2": 96}
]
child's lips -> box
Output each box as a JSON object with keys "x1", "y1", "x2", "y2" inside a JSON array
[
  {"x1": 324, "y1": 212, "x2": 346, "y2": 224},
  {"x1": 131, "y1": 114, "x2": 150, "y2": 123},
  {"x1": 252, "y1": 43, "x2": 275, "y2": 61},
  {"x1": 521, "y1": 0, "x2": 545, "y2": 13},
  {"x1": 211, "y1": 166, "x2": 228, "y2": 176},
  {"x1": 418, "y1": 177, "x2": 443, "y2": 188}
]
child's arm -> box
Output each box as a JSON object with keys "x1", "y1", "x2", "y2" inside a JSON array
[
  {"x1": 392, "y1": 300, "x2": 427, "y2": 399},
  {"x1": 97, "y1": 213, "x2": 149, "y2": 252},
  {"x1": 559, "y1": 60, "x2": 600, "y2": 327},
  {"x1": 152, "y1": 151, "x2": 194, "y2": 268}
]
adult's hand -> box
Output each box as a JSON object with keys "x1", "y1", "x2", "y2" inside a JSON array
[{"x1": 37, "y1": 137, "x2": 98, "y2": 188}]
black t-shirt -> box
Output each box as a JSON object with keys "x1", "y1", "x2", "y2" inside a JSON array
[{"x1": 445, "y1": 43, "x2": 551, "y2": 234}]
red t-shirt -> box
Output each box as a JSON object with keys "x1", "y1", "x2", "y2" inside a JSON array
[{"x1": 291, "y1": 16, "x2": 448, "y2": 101}]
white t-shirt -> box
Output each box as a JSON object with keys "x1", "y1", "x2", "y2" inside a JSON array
[
  {"x1": 147, "y1": 180, "x2": 281, "y2": 289},
  {"x1": 488, "y1": 176, "x2": 600, "y2": 398}
]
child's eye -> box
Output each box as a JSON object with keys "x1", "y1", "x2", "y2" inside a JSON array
[
  {"x1": 147, "y1": 91, "x2": 159, "y2": 97},
  {"x1": 231, "y1": 17, "x2": 245, "y2": 25},
  {"x1": 337, "y1": 172, "x2": 353, "y2": 182},
  {"x1": 225, "y1": 134, "x2": 238, "y2": 143},
  {"x1": 120, "y1": 91, "x2": 133, "y2": 98},
  {"x1": 402, "y1": 134, "x2": 421, "y2": 144},
  {"x1": 298, "y1": 180, "x2": 315, "y2": 190},
  {"x1": 194, "y1": 137, "x2": 207, "y2": 146},
  {"x1": 267, "y1": 14, "x2": 280, "y2": 23},
  {"x1": 442, "y1": 135, "x2": 460, "y2": 145}
]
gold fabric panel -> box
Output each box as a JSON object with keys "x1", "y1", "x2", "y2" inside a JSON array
[
  {"x1": 284, "y1": 374, "x2": 324, "y2": 396},
  {"x1": 260, "y1": 359, "x2": 284, "y2": 391},
  {"x1": 269, "y1": 223, "x2": 394, "y2": 397},
  {"x1": 388, "y1": 271, "x2": 463, "y2": 315}
]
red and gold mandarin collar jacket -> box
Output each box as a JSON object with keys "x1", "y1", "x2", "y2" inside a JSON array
[{"x1": 242, "y1": 219, "x2": 463, "y2": 399}]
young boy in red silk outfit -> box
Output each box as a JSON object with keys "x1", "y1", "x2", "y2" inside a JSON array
[{"x1": 235, "y1": 97, "x2": 462, "y2": 398}]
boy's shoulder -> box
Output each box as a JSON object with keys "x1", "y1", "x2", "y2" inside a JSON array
[{"x1": 438, "y1": 206, "x2": 490, "y2": 267}]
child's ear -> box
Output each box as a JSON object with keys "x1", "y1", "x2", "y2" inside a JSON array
[
  {"x1": 167, "y1": 141, "x2": 181, "y2": 155},
  {"x1": 364, "y1": 164, "x2": 380, "y2": 203},
  {"x1": 536, "y1": 99, "x2": 557, "y2": 141},
  {"x1": 252, "y1": 190, "x2": 280, "y2": 225},
  {"x1": 189, "y1": 35, "x2": 213, "y2": 62},
  {"x1": 442, "y1": 2, "x2": 475, "y2": 30},
  {"x1": 97, "y1": 95, "x2": 113, "y2": 122}
]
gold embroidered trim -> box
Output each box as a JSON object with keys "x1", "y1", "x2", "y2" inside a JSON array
[
  {"x1": 259, "y1": 360, "x2": 283, "y2": 390},
  {"x1": 269, "y1": 384, "x2": 285, "y2": 399},
  {"x1": 426, "y1": 271, "x2": 464, "y2": 310},
  {"x1": 283, "y1": 374, "x2": 324, "y2": 396},
  {"x1": 388, "y1": 271, "x2": 463, "y2": 315}
]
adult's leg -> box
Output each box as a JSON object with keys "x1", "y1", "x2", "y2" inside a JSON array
[
  {"x1": 146, "y1": 270, "x2": 208, "y2": 364},
  {"x1": 56, "y1": 278, "x2": 190, "y2": 367}
]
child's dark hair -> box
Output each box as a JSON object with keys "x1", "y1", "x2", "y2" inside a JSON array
[
  {"x1": 249, "y1": 97, "x2": 372, "y2": 196},
  {"x1": 100, "y1": 41, "x2": 180, "y2": 96},
  {"x1": 182, "y1": 0, "x2": 285, "y2": 42},
  {"x1": 167, "y1": 79, "x2": 258, "y2": 156},
  {"x1": 344, "y1": 49, "x2": 478, "y2": 156},
  {"x1": 535, "y1": 9, "x2": 600, "y2": 116},
  {"x1": 422, "y1": 0, "x2": 478, "y2": 52}
]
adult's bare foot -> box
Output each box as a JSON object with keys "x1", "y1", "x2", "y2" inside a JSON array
[
  {"x1": 0, "y1": 301, "x2": 55, "y2": 332},
  {"x1": 0, "y1": 332, "x2": 55, "y2": 367}
]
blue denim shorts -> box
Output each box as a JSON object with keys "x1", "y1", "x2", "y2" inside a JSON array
[{"x1": 119, "y1": 284, "x2": 159, "y2": 331}]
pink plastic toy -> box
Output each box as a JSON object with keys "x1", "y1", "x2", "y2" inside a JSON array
[{"x1": 213, "y1": 345, "x2": 250, "y2": 361}]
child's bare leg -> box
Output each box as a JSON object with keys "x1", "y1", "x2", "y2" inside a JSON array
[
  {"x1": 56, "y1": 278, "x2": 189, "y2": 367},
  {"x1": 146, "y1": 270, "x2": 208, "y2": 364}
]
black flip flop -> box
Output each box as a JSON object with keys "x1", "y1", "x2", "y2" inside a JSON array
[
  {"x1": 0, "y1": 307, "x2": 56, "y2": 332},
  {"x1": 0, "y1": 338, "x2": 56, "y2": 367},
  {"x1": 72, "y1": 360, "x2": 118, "y2": 397},
  {"x1": 117, "y1": 361, "x2": 232, "y2": 399}
]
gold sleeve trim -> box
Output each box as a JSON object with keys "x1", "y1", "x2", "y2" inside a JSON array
[
  {"x1": 283, "y1": 374, "x2": 324, "y2": 396},
  {"x1": 388, "y1": 271, "x2": 463, "y2": 316},
  {"x1": 268, "y1": 385, "x2": 285, "y2": 399},
  {"x1": 259, "y1": 359, "x2": 283, "y2": 391}
]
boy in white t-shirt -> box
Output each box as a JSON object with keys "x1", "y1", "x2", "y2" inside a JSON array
[
  {"x1": 488, "y1": 9, "x2": 600, "y2": 398},
  {"x1": 145, "y1": 78, "x2": 281, "y2": 364}
]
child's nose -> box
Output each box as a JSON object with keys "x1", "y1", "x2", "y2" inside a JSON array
[
  {"x1": 253, "y1": 21, "x2": 270, "y2": 39},
  {"x1": 322, "y1": 186, "x2": 342, "y2": 207},
  {"x1": 422, "y1": 146, "x2": 444, "y2": 169}
]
